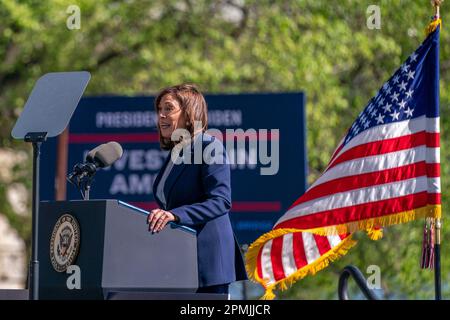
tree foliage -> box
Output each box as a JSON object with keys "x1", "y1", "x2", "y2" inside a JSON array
[{"x1": 0, "y1": 0, "x2": 449, "y2": 299}]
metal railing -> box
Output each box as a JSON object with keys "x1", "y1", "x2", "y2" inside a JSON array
[{"x1": 338, "y1": 265, "x2": 378, "y2": 300}]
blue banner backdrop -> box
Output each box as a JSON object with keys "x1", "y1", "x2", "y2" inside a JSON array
[{"x1": 40, "y1": 93, "x2": 307, "y2": 244}]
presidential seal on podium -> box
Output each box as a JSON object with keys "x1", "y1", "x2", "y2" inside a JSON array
[{"x1": 50, "y1": 214, "x2": 80, "y2": 272}]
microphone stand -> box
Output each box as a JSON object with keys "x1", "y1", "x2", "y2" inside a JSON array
[
  {"x1": 67, "y1": 166, "x2": 95, "y2": 201},
  {"x1": 83, "y1": 176, "x2": 93, "y2": 200}
]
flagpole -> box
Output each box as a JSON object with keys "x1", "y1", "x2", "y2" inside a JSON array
[
  {"x1": 431, "y1": 0, "x2": 443, "y2": 301},
  {"x1": 435, "y1": 219, "x2": 441, "y2": 300}
]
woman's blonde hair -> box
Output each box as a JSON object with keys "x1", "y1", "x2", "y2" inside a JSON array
[{"x1": 154, "y1": 83, "x2": 208, "y2": 150}]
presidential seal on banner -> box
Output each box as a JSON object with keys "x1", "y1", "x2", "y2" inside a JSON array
[{"x1": 50, "y1": 214, "x2": 80, "y2": 272}]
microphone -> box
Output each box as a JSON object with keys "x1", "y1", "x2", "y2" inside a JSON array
[
  {"x1": 67, "y1": 141, "x2": 123, "y2": 184},
  {"x1": 86, "y1": 141, "x2": 123, "y2": 168}
]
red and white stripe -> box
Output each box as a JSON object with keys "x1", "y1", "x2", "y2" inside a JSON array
[{"x1": 258, "y1": 232, "x2": 350, "y2": 285}]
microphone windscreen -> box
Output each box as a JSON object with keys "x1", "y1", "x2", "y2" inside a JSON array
[
  {"x1": 92, "y1": 141, "x2": 123, "y2": 168},
  {"x1": 86, "y1": 143, "x2": 106, "y2": 163}
]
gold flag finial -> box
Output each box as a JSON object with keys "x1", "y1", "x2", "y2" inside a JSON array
[
  {"x1": 432, "y1": 0, "x2": 443, "y2": 18},
  {"x1": 426, "y1": 0, "x2": 443, "y2": 35}
]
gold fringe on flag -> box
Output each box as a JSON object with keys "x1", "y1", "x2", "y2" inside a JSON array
[
  {"x1": 303, "y1": 204, "x2": 441, "y2": 237},
  {"x1": 425, "y1": 17, "x2": 442, "y2": 36},
  {"x1": 245, "y1": 231, "x2": 357, "y2": 300},
  {"x1": 245, "y1": 205, "x2": 440, "y2": 299},
  {"x1": 366, "y1": 227, "x2": 383, "y2": 241}
]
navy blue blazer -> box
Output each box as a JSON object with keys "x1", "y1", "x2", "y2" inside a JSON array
[{"x1": 152, "y1": 133, "x2": 248, "y2": 287}]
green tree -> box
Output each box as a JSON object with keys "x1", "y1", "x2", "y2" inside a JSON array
[{"x1": 0, "y1": 0, "x2": 448, "y2": 299}]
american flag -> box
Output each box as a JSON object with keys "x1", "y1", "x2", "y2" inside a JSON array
[{"x1": 245, "y1": 26, "x2": 441, "y2": 299}]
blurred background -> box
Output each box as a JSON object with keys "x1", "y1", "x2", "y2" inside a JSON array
[{"x1": 0, "y1": 0, "x2": 449, "y2": 299}]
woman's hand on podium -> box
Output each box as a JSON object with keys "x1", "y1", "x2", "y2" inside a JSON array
[{"x1": 147, "y1": 208, "x2": 176, "y2": 233}]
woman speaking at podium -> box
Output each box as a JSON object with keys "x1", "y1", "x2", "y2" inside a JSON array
[{"x1": 148, "y1": 84, "x2": 247, "y2": 294}]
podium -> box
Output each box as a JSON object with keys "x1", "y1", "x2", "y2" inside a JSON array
[{"x1": 37, "y1": 200, "x2": 198, "y2": 299}]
